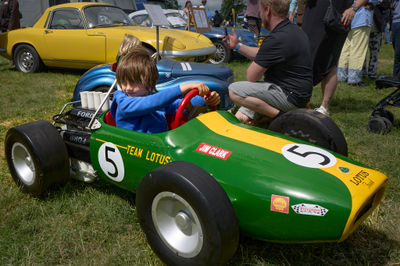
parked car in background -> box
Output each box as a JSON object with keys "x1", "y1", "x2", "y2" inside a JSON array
[
  {"x1": 18, "y1": 0, "x2": 138, "y2": 28},
  {"x1": 0, "y1": 3, "x2": 216, "y2": 73},
  {"x1": 72, "y1": 58, "x2": 235, "y2": 110},
  {"x1": 129, "y1": 9, "x2": 259, "y2": 64}
]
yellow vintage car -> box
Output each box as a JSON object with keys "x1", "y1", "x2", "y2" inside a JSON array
[{"x1": 0, "y1": 2, "x2": 216, "y2": 73}]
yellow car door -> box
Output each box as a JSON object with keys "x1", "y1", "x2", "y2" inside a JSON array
[{"x1": 42, "y1": 8, "x2": 106, "y2": 69}]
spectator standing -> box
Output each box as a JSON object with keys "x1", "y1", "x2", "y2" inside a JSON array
[
  {"x1": 183, "y1": 0, "x2": 192, "y2": 19},
  {"x1": 245, "y1": 0, "x2": 262, "y2": 37},
  {"x1": 302, "y1": 0, "x2": 367, "y2": 116},
  {"x1": 337, "y1": 2, "x2": 374, "y2": 86},
  {"x1": 213, "y1": 10, "x2": 223, "y2": 27},
  {"x1": 363, "y1": 0, "x2": 390, "y2": 79},
  {"x1": 383, "y1": 0, "x2": 393, "y2": 43},
  {"x1": 392, "y1": 0, "x2": 400, "y2": 76},
  {"x1": 0, "y1": 0, "x2": 20, "y2": 32},
  {"x1": 199, "y1": 0, "x2": 206, "y2": 9},
  {"x1": 226, "y1": 0, "x2": 312, "y2": 124}
]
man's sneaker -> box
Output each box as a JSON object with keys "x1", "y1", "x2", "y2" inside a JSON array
[{"x1": 314, "y1": 106, "x2": 330, "y2": 116}]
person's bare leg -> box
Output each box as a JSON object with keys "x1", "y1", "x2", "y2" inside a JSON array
[
  {"x1": 235, "y1": 110, "x2": 252, "y2": 123},
  {"x1": 242, "y1": 96, "x2": 280, "y2": 117},
  {"x1": 229, "y1": 90, "x2": 280, "y2": 120},
  {"x1": 320, "y1": 66, "x2": 337, "y2": 113}
]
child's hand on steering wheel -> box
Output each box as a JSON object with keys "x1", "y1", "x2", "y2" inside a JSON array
[
  {"x1": 180, "y1": 82, "x2": 209, "y2": 96},
  {"x1": 204, "y1": 91, "x2": 220, "y2": 106}
]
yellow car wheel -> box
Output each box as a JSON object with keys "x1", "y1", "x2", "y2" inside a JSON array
[{"x1": 14, "y1": 44, "x2": 43, "y2": 73}]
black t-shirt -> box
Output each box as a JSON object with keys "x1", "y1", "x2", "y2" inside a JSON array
[{"x1": 254, "y1": 19, "x2": 312, "y2": 107}]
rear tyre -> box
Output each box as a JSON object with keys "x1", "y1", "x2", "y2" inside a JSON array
[
  {"x1": 13, "y1": 44, "x2": 43, "y2": 73},
  {"x1": 209, "y1": 40, "x2": 231, "y2": 64},
  {"x1": 268, "y1": 109, "x2": 348, "y2": 156},
  {"x1": 136, "y1": 161, "x2": 239, "y2": 266},
  {"x1": 5, "y1": 120, "x2": 70, "y2": 197}
]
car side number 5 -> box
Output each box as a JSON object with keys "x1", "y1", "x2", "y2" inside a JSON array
[
  {"x1": 98, "y1": 142, "x2": 125, "y2": 182},
  {"x1": 282, "y1": 144, "x2": 337, "y2": 169}
]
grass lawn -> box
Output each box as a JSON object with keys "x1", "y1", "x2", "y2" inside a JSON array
[{"x1": 0, "y1": 44, "x2": 399, "y2": 265}]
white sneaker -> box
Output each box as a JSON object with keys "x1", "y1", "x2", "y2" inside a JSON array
[{"x1": 314, "y1": 106, "x2": 330, "y2": 116}]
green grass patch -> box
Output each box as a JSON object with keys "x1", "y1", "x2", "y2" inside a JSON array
[{"x1": 0, "y1": 44, "x2": 399, "y2": 265}]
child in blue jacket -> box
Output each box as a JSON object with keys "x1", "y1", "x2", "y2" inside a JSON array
[{"x1": 110, "y1": 48, "x2": 220, "y2": 133}]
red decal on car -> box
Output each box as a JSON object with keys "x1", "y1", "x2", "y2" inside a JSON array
[
  {"x1": 196, "y1": 143, "x2": 232, "y2": 160},
  {"x1": 270, "y1": 194, "x2": 290, "y2": 214}
]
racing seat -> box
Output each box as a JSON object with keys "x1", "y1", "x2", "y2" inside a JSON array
[{"x1": 104, "y1": 111, "x2": 116, "y2": 126}]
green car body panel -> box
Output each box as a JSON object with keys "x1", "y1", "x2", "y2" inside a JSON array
[{"x1": 89, "y1": 111, "x2": 387, "y2": 243}]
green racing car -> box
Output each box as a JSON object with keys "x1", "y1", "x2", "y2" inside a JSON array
[{"x1": 5, "y1": 88, "x2": 388, "y2": 265}]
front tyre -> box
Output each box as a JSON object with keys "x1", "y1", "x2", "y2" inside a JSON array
[
  {"x1": 13, "y1": 44, "x2": 43, "y2": 73},
  {"x1": 136, "y1": 161, "x2": 239, "y2": 266},
  {"x1": 5, "y1": 120, "x2": 70, "y2": 197}
]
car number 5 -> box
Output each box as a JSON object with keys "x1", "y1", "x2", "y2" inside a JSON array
[
  {"x1": 282, "y1": 143, "x2": 337, "y2": 169},
  {"x1": 98, "y1": 142, "x2": 125, "y2": 182}
]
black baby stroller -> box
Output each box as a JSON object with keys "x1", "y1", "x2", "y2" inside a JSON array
[{"x1": 368, "y1": 75, "x2": 400, "y2": 134}]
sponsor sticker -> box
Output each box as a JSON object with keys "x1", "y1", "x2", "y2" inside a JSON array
[
  {"x1": 196, "y1": 143, "x2": 232, "y2": 160},
  {"x1": 270, "y1": 195, "x2": 290, "y2": 214},
  {"x1": 291, "y1": 203, "x2": 329, "y2": 216}
]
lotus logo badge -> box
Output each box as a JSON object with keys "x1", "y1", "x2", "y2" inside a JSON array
[{"x1": 339, "y1": 167, "x2": 350, "y2": 173}]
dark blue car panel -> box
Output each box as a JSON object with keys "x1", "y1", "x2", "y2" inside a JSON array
[{"x1": 73, "y1": 58, "x2": 234, "y2": 109}]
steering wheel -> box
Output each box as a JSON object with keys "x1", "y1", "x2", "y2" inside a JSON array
[{"x1": 171, "y1": 89, "x2": 217, "y2": 129}]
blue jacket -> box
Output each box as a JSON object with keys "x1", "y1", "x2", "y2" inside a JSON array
[
  {"x1": 351, "y1": 0, "x2": 377, "y2": 29},
  {"x1": 110, "y1": 86, "x2": 204, "y2": 133}
]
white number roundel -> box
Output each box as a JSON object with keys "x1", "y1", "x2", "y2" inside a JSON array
[
  {"x1": 98, "y1": 142, "x2": 125, "y2": 182},
  {"x1": 282, "y1": 143, "x2": 337, "y2": 168}
]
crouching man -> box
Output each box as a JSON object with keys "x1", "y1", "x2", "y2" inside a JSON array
[{"x1": 226, "y1": 0, "x2": 313, "y2": 124}]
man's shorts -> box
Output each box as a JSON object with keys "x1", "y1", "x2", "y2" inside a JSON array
[{"x1": 229, "y1": 81, "x2": 297, "y2": 120}]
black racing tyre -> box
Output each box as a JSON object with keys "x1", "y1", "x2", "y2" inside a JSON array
[
  {"x1": 368, "y1": 116, "x2": 392, "y2": 134},
  {"x1": 13, "y1": 44, "x2": 43, "y2": 73},
  {"x1": 5, "y1": 120, "x2": 70, "y2": 197},
  {"x1": 136, "y1": 161, "x2": 239, "y2": 266},
  {"x1": 94, "y1": 85, "x2": 116, "y2": 102},
  {"x1": 209, "y1": 40, "x2": 231, "y2": 64},
  {"x1": 372, "y1": 109, "x2": 394, "y2": 124},
  {"x1": 94, "y1": 85, "x2": 111, "y2": 93},
  {"x1": 268, "y1": 109, "x2": 348, "y2": 156}
]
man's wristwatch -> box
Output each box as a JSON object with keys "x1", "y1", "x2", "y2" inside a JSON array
[{"x1": 351, "y1": 3, "x2": 359, "y2": 12}]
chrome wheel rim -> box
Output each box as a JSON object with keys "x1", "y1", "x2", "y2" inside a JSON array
[
  {"x1": 209, "y1": 42, "x2": 226, "y2": 64},
  {"x1": 17, "y1": 49, "x2": 35, "y2": 72},
  {"x1": 151, "y1": 191, "x2": 203, "y2": 258},
  {"x1": 11, "y1": 143, "x2": 36, "y2": 185}
]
